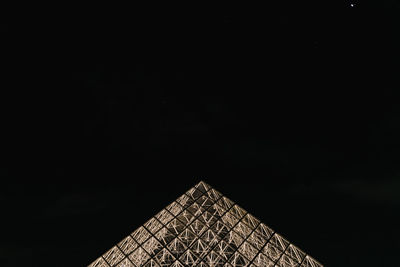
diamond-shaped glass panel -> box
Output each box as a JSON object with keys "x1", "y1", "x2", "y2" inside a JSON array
[
  {"x1": 103, "y1": 246, "x2": 125, "y2": 266},
  {"x1": 179, "y1": 249, "x2": 199, "y2": 266},
  {"x1": 131, "y1": 226, "x2": 152, "y2": 245},
  {"x1": 144, "y1": 218, "x2": 163, "y2": 234},
  {"x1": 155, "y1": 248, "x2": 175, "y2": 266},
  {"x1": 178, "y1": 228, "x2": 197, "y2": 247},
  {"x1": 166, "y1": 202, "x2": 183, "y2": 216},
  {"x1": 167, "y1": 238, "x2": 187, "y2": 257},
  {"x1": 118, "y1": 236, "x2": 138, "y2": 255},
  {"x1": 263, "y1": 242, "x2": 283, "y2": 262},
  {"x1": 201, "y1": 230, "x2": 219, "y2": 247},
  {"x1": 189, "y1": 238, "x2": 211, "y2": 258},
  {"x1": 142, "y1": 237, "x2": 163, "y2": 256},
  {"x1": 154, "y1": 227, "x2": 175, "y2": 246},
  {"x1": 188, "y1": 219, "x2": 208, "y2": 236},
  {"x1": 128, "y1": 247, "x2": 151, "y2": 267}
]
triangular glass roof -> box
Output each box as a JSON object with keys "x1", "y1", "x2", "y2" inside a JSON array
[{"x1": 88, "y1": 181, "x2": 322, "y2": 267}]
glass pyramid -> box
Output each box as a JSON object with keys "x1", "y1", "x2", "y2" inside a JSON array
[{"x1": 88, "y1": 181, "x2": 322, "y2": 267}]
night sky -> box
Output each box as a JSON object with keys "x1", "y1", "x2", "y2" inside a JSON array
[{"x1": 1, "y1": 1, "x2": 400, "y2": 266}]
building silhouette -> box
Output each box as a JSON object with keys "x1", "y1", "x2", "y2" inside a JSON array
[{"x1": 88, "y1": 181, "x2": 322, "y2": 267}]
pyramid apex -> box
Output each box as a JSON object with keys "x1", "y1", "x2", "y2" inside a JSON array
[
  {"x1": 194, "y1": 180, "x2": 211, "y2": 193},
  {"x1": 195, "y1": 179, "x2": 206, "y2": 186}
]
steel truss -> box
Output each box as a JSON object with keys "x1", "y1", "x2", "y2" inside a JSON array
[{"x1": 88, "y1": 181, "x2": 323, "y2": 267}]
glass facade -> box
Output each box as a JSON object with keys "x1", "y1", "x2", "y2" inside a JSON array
[{"x1": 88, "y1": 181, "x2": 322, "y2": 267}]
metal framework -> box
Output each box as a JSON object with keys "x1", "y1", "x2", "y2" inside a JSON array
[{"x1": 88, "y1": 181, "x2": 322, "y2": 267}]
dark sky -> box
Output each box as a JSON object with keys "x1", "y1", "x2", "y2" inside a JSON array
[{"x1": 1, "y1": 1, "x2": 400, "y2": 266}]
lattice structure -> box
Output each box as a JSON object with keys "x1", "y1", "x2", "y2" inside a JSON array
[{"x1": 88, "y1": 181, "x2": 322, "y2": 267}]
